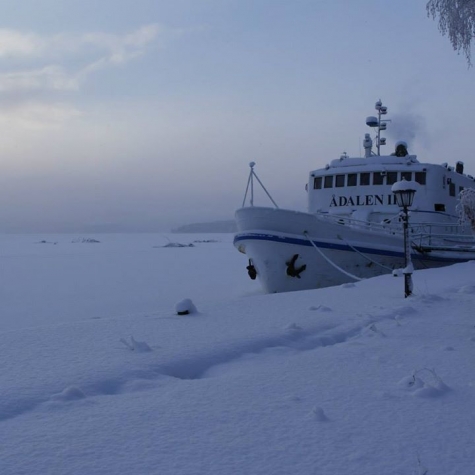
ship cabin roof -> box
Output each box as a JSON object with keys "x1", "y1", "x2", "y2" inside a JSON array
[
  {"x1": 309, "y1": 153, "x2": 475, "y2": 187},
  {"x1": 310, "y1": 154, "x2": 420, "y2": 176}
]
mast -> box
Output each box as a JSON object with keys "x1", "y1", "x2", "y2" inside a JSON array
[{"x1": 365, "y1": 100, "x2": 389, "y2": 156}]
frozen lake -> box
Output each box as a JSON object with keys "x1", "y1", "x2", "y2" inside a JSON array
[{"x1": 1, "y1": 233, "x2": 474, "y2": 475}]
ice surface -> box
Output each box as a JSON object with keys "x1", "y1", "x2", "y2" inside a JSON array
[{"x1": 0, "y1": 233, "x2": 474, "y2": 475}]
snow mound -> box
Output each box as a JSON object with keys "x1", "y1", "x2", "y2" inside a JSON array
[
  {"x1": 175, "y1": 298, "x2": 197, "y2": 315},
  {"x1": 309, "y1": 305, "x2": 332, "y2": 312},
  {"x1": 458, "y1": 285, "x2": 475, "y2": 294},
  {"x1": 71, "y1": 238, "x2": 100, "y2": 244},
  {"x1": 158, "y1": 242, "x2": 194, "y2": 248},
  {"x1": 51, "y1": 386, "x2": 86, "y2": 401}
]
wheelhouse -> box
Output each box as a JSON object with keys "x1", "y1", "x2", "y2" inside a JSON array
[{"x1": 308, "y1": 155, "x2": 475, "y2": 226}]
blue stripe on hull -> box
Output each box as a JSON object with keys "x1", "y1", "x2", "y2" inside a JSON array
[{"x1": 234, "y1": 233, "x2": 467, "y2": 264}]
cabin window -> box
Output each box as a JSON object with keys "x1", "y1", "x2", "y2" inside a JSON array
[
  {"x1": 335, "y1": 175, "x2": 345, "y2": 187},
  {"x1": 387, "y1": 172, "x2": 398, "y2": 185},
  {"x1": 460, "y1": 186, "x2": 464, "y2": 194},
  {"x1": 347, "y1": 173, "x2": 357, "y2": 186},
  {"x1": 324, "y1": 175, "x2": 333, "y2": 188},
  {"x1": 449, "y1": 182, "x2": 456, "y2": 197},
  {"x1": 313, "y1": 177, "x2": 322, "y2": 189},
  {"x1": 360, "y1": 173, "x2": 370, "y2": 186},
  {"x1": 415, "y1": 172, "x2": 426, "y2": 185},
  {"x1": 434, "y1": 203, "x2": 446, "y2": 212},
  {"x1": 373, "y1": 172, "x2": 385, "y2": 185},
  {"x1": 401, "y1": 171, "x2": 412, "y2": 181}
]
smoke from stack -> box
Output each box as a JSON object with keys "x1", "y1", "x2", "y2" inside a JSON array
[{"x1": 386, "y1": 113, "x2": 428, "y2": 150}]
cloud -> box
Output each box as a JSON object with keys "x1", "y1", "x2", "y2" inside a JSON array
[
  {"x1": 0, "y1": 24, "x2": 166, "y2": 128},
  {"x1": 0, "y1": 29, "x2": 44, "y2": 57},
  {"x1": 0, "y1": 65, "x2": 79, "y2": 92},
  {"x1": 0, "y1": 24, "x2": 162, "y2": 93},
  {"x1": 82, "y1": 24, "x2": 161, "y2": 51},
  {"x1": 0, "y1": 24, "x2": 161, "y2": 59},
  {"x1": 0, "y1": 100, "x2": 82, "y2": 130}
]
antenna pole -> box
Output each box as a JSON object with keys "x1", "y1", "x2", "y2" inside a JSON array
[
  {"x1": 242, "y1": 162, "x2": 255, "y2": 207},
  {"x1": 377, "y1": 106, "x2": 381, "y2": 156},
  {"x1": 250, "y1": 163, "x2": 254, "y2": 206},
  {"x1": 241, "y1": 162, "x2": 279, "y2": 209},
  {"x1": 372, "y1": 99, "x2": 388, "y2": 156}
]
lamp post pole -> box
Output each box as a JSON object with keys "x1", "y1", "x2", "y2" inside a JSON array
[
  {"x1": 401, "y1": 204, "x2": 413, "y2": 298},
  {"x1": 392, "y1": 179, "x2": 417, "y2": 298}
]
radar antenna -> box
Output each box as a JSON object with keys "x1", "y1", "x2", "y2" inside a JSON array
[{"x1": 365, "y1": 99, "x2": 390, "y2": 156}]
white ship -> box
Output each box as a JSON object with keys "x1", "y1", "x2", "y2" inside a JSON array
[{"x1": 234, "y1": 100, "x2": 475, "y2": 293}]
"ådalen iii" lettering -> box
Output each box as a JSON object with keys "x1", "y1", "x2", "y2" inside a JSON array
[{"x1": 330, "y1": 194, "x2": 398, "y2": 207}]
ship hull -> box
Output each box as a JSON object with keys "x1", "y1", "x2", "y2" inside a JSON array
[{"x1": 234, "y1": 206, "x2": 472, "y2": 293}]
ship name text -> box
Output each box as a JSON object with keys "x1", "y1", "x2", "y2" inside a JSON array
[{"x1": 330, "y1": 194, "x2": 398, "y2": 207}]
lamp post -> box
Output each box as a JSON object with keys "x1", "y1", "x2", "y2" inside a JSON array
[{"x1": 392, "y1": 179, "x2": 417, "y2": 298}]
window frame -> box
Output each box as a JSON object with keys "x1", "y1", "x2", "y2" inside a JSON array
[
  {"x1": 324, "y1": 175, "x2": 333, "y2": 189},
  {"x1": 313, "y1": 176, "x2": 322, "y2": 189},
  {"x1": 449, "y1": 182, "x2": 456, "y2": 197},
  {"x1": 360, "y1": 173, "x2": 370, "y2": 186},
  {"x1": 373, "y1": 172, "x2": 385, "y2": 185},
  {"x1": 415, "y1": 172, "x2": 426, "y2": 185},
  {"x1": 386, "y1": 171, "x2": 398, "y2": 185},
  {"x1": 335, "y1": 174, "x2": 345, "y2": 188}
]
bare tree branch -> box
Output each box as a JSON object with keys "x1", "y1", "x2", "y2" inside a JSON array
[{"x1": 427, "y1": 0, "x2": 475, "y2": 66}]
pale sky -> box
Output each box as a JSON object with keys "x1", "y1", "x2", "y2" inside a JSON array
[{"x1": 0, "y1": 0, "x2": 474, "y2": 232}]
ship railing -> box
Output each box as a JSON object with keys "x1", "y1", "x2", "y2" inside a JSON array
[
  {"x1": 319, "y1": 213, "x2": 475, "y2": 249},
  {"x1": 410, "y1": 223, "x2": 475, "y2": 249},
  {"x1": 319, "y1": 213, "x2": 402, "y2": 235}
]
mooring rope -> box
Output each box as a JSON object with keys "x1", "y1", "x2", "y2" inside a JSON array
[
  {"x1": 303, "y1": 232, "x2": 364, "y2": 281},
  {"x1": 337, "y1": 235, "x2": 394, "y2": 271}
]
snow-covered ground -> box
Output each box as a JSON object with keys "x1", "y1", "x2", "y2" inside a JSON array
[{"x1": 1, "y1": 233, "x2": 474, "y2": 475}]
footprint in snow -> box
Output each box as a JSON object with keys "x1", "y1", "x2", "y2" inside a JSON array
[
  {"x1": 398, "y1": 370, "x2": 450, "y2": 398},
  {"x1": 284, "y1": 395, "x2": 302, "y2": 403},
  {"x1": 310, "y1": 406, "x2": 329, "y2": 422},
  {"x1": 120, "y1": 336, "x2": 153, "y2": 353},
  {"x1": 284, "y1": 323, "x2": 303, "y2": 331},
  {"x1": 309, "y1": 305, "x2": 332, "y2": 312},
  {"x1": 363, "y1": 323, "x2": 386, "y2": 337},
  {"x1": 417, "y1": 294, "x2": 446, "y2": 304}
]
